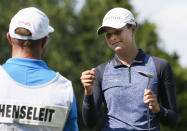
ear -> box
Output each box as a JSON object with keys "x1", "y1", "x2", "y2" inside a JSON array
[
  {"x1": 131, "y1": 25, "x2": 136, "y2": 34},
  {"x1": 41, "y1": 36, "x2": 48, "y2": 48},
  {"x1": 6, "y1": 32, "x2": 13, "y2": 46}
]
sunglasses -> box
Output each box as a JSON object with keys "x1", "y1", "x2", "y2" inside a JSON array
[{"x1": 105, "y1": 27, "x2": 128, "y2": 39}]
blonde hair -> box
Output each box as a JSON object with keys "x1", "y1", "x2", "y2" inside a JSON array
[{"x1": 11, "y1": 28, "x2": 42, "y2": 49}]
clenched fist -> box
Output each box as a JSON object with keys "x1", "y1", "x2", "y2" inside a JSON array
[{"x1": 80, "y1": 68, "x2": 96, "y2": 95}]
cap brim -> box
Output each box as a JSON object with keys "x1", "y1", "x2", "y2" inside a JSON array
[
  {"x1": 97, "y1": 26, "x2": 106, "y2": 35},
  {"x1": 48, "y1": 26, "x2": 54, "y2": 33},
  {"x1": 97, "y1": 23, "x2": 127, "y2": 35}
]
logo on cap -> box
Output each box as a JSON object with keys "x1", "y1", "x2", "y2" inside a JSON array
[
  {"x1": 18, "y1": 21, "x2": 31, "y2": 26},
  {"x1": 104, "y1": 16, "x2": 121, "y2": 21}
]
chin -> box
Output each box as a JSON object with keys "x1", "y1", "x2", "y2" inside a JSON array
[{"x1": 114, "y1": 47, "x2": 122, "y2": 52}]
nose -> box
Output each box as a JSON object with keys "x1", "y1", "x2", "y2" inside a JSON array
[{"x1": 109, "y1": 33, "x2": 117, "y2": 41}]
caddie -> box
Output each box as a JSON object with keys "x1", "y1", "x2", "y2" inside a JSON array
[{"x1": 0, "y1": 7, "x2": 79, "y2": 131}]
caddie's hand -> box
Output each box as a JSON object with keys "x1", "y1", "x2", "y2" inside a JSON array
[
  {"x1": 144, "y1": 89, "x2": 160, "y2": 113},
  {"x1": 80, "y1": 68, "x2": 96, "y2": 95}
]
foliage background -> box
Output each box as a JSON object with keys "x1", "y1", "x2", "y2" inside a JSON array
[{"x1": 0, "y1": 0, "x2": 186, "y2": 130}]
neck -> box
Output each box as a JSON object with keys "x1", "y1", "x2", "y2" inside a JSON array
[
  {"x1": 116, "y1": 47, "x2": 138, "y2": 67},
  {"x1": 12, "y1": 48, "x2": 42, "y2": 59}
]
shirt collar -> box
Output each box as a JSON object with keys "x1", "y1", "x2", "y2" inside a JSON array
[
  {"x1": 112, "y1": 49, "x2": 146, "y2": 68},
  {"x1": 5, "y1": 58, "x2": 49, "y2": 69}
]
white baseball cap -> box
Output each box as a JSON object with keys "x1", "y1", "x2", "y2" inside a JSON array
[
  {"x1": 97, "y1": 7, "x2": 136, "y2": 35},
  {"x1": 9, "y1": 7, "x2": 54, "y2": 40}
]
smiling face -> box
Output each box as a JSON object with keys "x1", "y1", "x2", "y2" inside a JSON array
[{"x1": 104, "y1": 25, "x2": 135, "y2": 53}]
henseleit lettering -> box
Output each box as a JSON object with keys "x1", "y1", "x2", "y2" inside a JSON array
[{"x1": 0, "y1": 104, "x2": 55, "y2": 122}]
